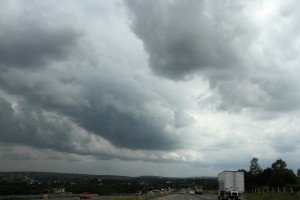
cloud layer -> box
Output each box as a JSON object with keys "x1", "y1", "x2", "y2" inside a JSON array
[
  {"x1": 126, "y1": 0, "x2": 300, "y2": 114},
  {"x1": 0, "y1": 0, "x2": 300, "y2": 176}
]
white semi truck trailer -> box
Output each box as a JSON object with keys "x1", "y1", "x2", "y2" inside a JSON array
[
  {"x1": 218, "y1": 171, "x2": 244, "y2": 200},
  {"x1": 195, "y1": 184, "x2": 203, "y2": 195}
]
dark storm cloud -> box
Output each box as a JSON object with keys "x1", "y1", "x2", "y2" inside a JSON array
[
  {"x1": 125, "y1": 0, "x2": 241, "y2": 80},
  {"x1": 0, "y1": 0, "x2": 181, "y2": 153},
  {"x1": 0, "y1": 65, "x2": 179, "y2": 151},
  {"x1": 1, "y1": 0, "x2": 300, "y2": 176},
  {"x1": 0, "y1": 25, "x2": 81, "y2": 68},
  {"x1": 0, "y1": 95, "x2": 181, "y2": 163},
  {"x1": 72, "y1": 106, "x2": 177, "y2": 150},
  {"x1": 0, "y1": 97, "x2": 123, "y2": 160},
  {"x1": 0, "y1": 1, "x2": 82, "y2": 69},
  {"x1": 0, "y1": 97, "x2": 82, "y2": 153}
]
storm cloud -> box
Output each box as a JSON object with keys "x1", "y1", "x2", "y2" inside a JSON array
[
  {"x1": 125, "y1": 0, "x2": 300, "y2": 114},
  {"x1": 0, "y1": 0, "x2": 180, "y2": 152},
  {"x1": 125, "y1": 0, "x2": 244, "y2": 80},
  {"x1": 0, "y1": 1, "x2": 82, "y2": 68},
  {"x1": 0, "y1": 0, "x2": 300, "y2": 176}
]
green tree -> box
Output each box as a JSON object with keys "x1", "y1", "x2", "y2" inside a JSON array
[
  {"x1": 297, "y1": 168, "x2": 300, "y2": 177},
  {"x1": 271, "y1": 159, "x2": 287, "y2": 171},
  {"x1": 256, "y1": 168, "x2": 273, "y2": 186},
  {"x1": 239, "y1": 169, "x2": 255, "y2": 190},
  {"x1": 269, "y1": 169, "x2": 297, "y2": 187},
  {"x1": 250, "y1": 157, "x2": 262, "y2": 176}
]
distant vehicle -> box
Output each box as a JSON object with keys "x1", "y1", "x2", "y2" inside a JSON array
[
  {"x1": 195, "y1": 184, "x2": 203, "y2": 195},
  {"x1": 80, "y1": 192, "x2": 92, "y2": 199},
  {"x1": 218, "y1": 171, "x2": 244, "y2": 200},
  {"x1": 136, "y1": 190, "x2": 142, "y2": 195},
  {"x1": 153, "y1": 189, "x2": 160, "y2": 193},
  {"x1": 188, "y1": 189, "x2": 195, "y2": 195}
]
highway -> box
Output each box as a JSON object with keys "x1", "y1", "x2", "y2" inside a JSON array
[{"x1": 155, "y1": 193, "x2": 217, "y2": 200}]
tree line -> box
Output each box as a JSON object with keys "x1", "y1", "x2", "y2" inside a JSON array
[{"x1": 239, "y1": 158, "x2": 300, "y2": 190}]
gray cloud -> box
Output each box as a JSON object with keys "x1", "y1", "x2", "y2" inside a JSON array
[
  {"x1": 72, "y1": 106, "x2": 177, "y2": 150},
  {"x1": 0, "y1": 0, "x2": 180, "y2": 151},
  {"x1": 125, "y1": 0, "x2": 300, "y2": 116},
  {"x1": 0, "y1": 97, "x2": 83, "y2": 153},
  {"x1": 173, "y1": 111, "x2": 195, "y2": 128},
  {"x1": 125, "y1": 0, "x2": 244, "y2": 80},
  {"x1": 0, "y1": 1, "x2": 82, "y2": 68},
  {"x1": 0, "y1": 95, "x2": 191, "y2": 164},
  {"x1": 1, "y1": 0, "x2": 300, "y2": 176},
  {"x1": 0, "y1": 26, "x2": 81, "y2": 68},
  {"x1": 0, "y1": 65, "x2": 180, "y2": 151},
  {"x1": 268, "y1": 124, "x2": 300, "y2": 153}
]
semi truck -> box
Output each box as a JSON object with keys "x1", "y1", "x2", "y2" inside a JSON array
[
  {"x1": 218, "y1": 171, "x2": 244, "y2": 200},
  {"x1": 195, "y1": 184, "x2": 203, "y2": 195}
]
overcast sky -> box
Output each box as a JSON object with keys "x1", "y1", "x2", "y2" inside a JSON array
[{"x1": 1, "y1": 0, "x2": 300, "y2": 177}]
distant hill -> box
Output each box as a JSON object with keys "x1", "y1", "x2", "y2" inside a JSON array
[
  {"x1": 0, "y1": 171, "x2": 133, "y2": 182},
  {"x1": 0, "y1": 171, "x2": 217, "y2": 181},
  {"x1": 0, "y1": 171, "x2": 219, "y2": 195}
]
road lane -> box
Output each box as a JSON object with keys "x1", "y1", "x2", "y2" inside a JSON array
[{"x1": 155, "y1": 194, "x2": 217, "y2": 200}]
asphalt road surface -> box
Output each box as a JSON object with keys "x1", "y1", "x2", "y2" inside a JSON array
[{"x1": 155, "y1": 194, "x2": 217, "y2": 200}]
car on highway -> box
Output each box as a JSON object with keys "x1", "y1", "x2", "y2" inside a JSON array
[
  {"x1": 136, "y1": 190, "x2": 142, "y2": 195},
  {"x1": 80, "y1": 192, "x2": 92, "y2": 199}
]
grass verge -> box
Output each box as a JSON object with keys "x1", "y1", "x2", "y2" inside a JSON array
[{"x1": 245, "y1": 192, "x2": 300, "y2": 200}]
